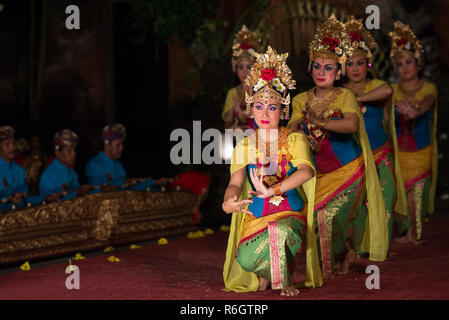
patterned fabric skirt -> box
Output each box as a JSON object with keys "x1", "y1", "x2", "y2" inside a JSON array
[
  {"x1": 395, "y1": 175, "x2": 432, "y2": 240},
  {"x1": 373, "y1": 144, "x2": 397, "y2": 248},
  {"x1": 395, "y1": 146, "x2": 432, "y2": 240},
  {"x1": 313, "y1": 155, "x2": 367, "y2": 279},
  {"x1": 236, "y1": 213, "x2": 306, "y2": 290}
]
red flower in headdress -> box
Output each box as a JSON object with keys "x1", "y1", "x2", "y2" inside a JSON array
[
  {"x1": 349, "y1": 32, "x2": 361, "y2": 43},
  {"x1": 322, "y1": 36, "x2": 340, "y2": 51},
  {"x1": 240, "y1": 43, "x2": 252, "y2": 50},
  {"x1": 260, "y1": 68, "x2": 276, "y2": 81},
  {"x1": 397, "y1": 38, "x2": 408, "y2": 46}
]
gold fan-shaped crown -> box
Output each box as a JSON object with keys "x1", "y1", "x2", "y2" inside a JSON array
[
  {"x1": 388, "y1": 21, "x2": 423, "y2": 66},
  {"x1": 345, "y1": 15, "x2": 377, "y2": 62},
  {"x1": 231, "y1": 25, "x2": 263, "y2": 72},
  {"x1": 244, "y1": 46, "x2": 296, "y2": 119},
  {"x1": 308, "y1": 13, "x2": 354, "y2": 75}
]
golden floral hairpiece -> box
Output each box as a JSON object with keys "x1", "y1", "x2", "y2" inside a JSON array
[
  {"x1": 308, "y1": 13, "x2": 354, "y2": 75},
  {"x1": 344, "y1": 15, "x2": 377, "y2": 64},
  {"x1": 388, "y1": 21, "x2": 423, "y2": 67},
  {"x1": 244, "y1": 46, "x2": 296, "y2": 119},
  {"x1": 231, "y1": 25, "x2": 263, "y2": 73}
]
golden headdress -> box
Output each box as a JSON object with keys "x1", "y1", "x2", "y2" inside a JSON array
[
  {"x1": 345, "y1": 15, "x2": 377, "y2": 64},
  {"x1": 388, "y1": 21, "x2": 423, "y2": 67},
  {"x1": 231, "y1": 25, "x2": 263, "y2": 73},
  {"x1": 308, "y1": 13, "x2": 354, "y2": 75},
  {"x1": 244, "y1": 46, "x2": 296, "y2": 120}
]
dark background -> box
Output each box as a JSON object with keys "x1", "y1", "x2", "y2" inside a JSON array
[{"x1": 0, "y1": 0, "x2": 448, "y2": 227}]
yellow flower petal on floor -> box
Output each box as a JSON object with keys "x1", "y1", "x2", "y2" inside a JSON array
[
  {"x1": 20, "y1": 261, "x2": 31, "y2": 271},
  {"x1": 103, "y1": 246, "x2": 114, "y2": 252},
  {"x1": 107, "y1": 256, "x2": 120, "y2": 262},
  {"x1": 196, "y1": 230, "x2": 205, "y2": 237},
  {"x1": 73, "y1": 253, "x2": 85, "y2": 260},
  {"x1": 187, "y1": 230, "x2": 205, "y2": 239},
  {"x1": 157, "y1": 238, "x2": 168, "y2": 245},
  {"x1": 130, "y1": 244, "x2": 142, "y2": 249},
  {"x1": 204, "y1": 228, "x2": 214, "y2": 235},
  {"x1": 220, "y1": 225, "x2": 230, "y2": 232}
]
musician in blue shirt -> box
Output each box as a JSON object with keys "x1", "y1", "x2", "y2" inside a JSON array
[
  {"x1": 0, "y1": 126, "x2": 29, "y2": 210},
  {"x1": 39, "y1": 129, "x2": 92, "y2": 202},
  {"x1": 85, "y1": 124, "x2": 162, "y2": 192}
]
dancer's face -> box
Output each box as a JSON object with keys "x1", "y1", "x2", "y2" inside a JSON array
[
  {"x1": 311, "y1": 58, "x2": 341, "y2": 89},
  {"x1": 252, "y1": 96, "x2": 281, "y2": 130},
  {"x1": 346, "y1": 56, "x2": 368, "y2": 83},
  {"x1": 0, "y1": 139, "x2": 16, "y2": 161},
  {"x1": 236, "y1": 60, "x2": 252, "y2": 84},
  {"x1": 396, "y1": 54, "x2": 418, "y2": 81}
]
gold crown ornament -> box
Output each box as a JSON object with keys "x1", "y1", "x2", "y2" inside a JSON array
[
  {"x1": 244, "y1": 46, "x2": 296, "y2": 120},
  {"x1": 231, "y1": 25, "x2": 263, "y2": 73},
  {"x1": 344, "y1": 15, "x2": 377, "y2": 65},
  {"x1": 308, "y1": 13, "x2": 354, "y2": 75},
  {"x1": 388, "y1": 21, "x2": 424, "y2": 68}
]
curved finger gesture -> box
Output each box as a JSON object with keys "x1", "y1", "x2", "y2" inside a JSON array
[
  {"x1": 222, "y1": 194, "x2": 253, "y2": 215},
  {"x1": 248, "y1": 168, "x2": 272, "y2": 199}
]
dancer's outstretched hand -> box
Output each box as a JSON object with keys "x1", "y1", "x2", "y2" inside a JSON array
[{"x1": 222, "y1": 194, "x2": 253, "y2": 215}]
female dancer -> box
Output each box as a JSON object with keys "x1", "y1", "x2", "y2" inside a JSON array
[
  {"x1": 343, "y1": 16, "x2": 408, "y2": 249},
  {"x1": 388, "y1": 21, "x2": 438, "y2": 244},
  {"x1": 222, "y1": 46, "x2": 322, "y2": 296},
  {"x1": 287, "y1": 14, "x2": 388, "y2": 278},
  {"x1": 222, "y1": 25, "x2": 263, "y2": 130}
]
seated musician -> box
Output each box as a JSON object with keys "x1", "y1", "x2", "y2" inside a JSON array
[
  {"x1": 39, "y1": 129, "x2": 92, "y2": 202},
  {"x1": 0, "y1": 126, "x2": 29, "y2": 210},
  {"x1": 85, "y1": 124, "x2": 168, "y2": 193}
]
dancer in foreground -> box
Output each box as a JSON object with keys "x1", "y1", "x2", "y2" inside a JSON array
[{"x1": 223, "y1": 46, "x2": 322, "y2": 296}]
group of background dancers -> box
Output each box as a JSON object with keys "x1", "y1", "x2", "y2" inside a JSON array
[{"x1": 221, "y1": 14, "x2": 437, "y2": 296}]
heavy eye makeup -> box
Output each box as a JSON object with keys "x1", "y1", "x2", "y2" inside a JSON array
[
  {"x1": 254, "y1": 103, "x2": 278, "y2": 111},
  {"x1": 255, "y1": 103, "x2": 264, "y2": 110},
  {"x1": 313, "y1": 63, "x2": 336, "y2": 72}
]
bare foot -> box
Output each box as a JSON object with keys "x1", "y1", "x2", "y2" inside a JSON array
[
  {"x1": 412, "y1": 239, "x2": 428, "y2": 245},
  {"x1": 280, "y1": 286, "x2": 300, "y2": 296},
  {"x1": 337, "y1": 249, "x2": 356, "y2": 275},
  {"x1": 258, "y1": 277, "x2": 269, "y2": 291},
  {"x1": 394, "y1": 235, "x2": 410, "y2": 244},
  {"x1": 394, "y1": 229, "x2": 427, "y2": 245}
]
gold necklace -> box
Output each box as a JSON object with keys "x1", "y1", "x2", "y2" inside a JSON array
[
  {"x1": 398, "y1": 79, "x2": 424, "y2": 100},
  {"x1": 256, "y1": 127, "x2": 289, "y2": 157},
  {"x1": 307, "y1": 87, "x2": 342, "y2": 118},
  {"x1": 345, "y1": 79, "x2": 370, "y2": 97}
]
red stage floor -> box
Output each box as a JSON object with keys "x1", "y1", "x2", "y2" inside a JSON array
[{"x1": 0, "y1": 216, "x2": 448, "y2": 300}]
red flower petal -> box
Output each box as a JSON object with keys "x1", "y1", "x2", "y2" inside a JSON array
[{"x1": 240, "y1": 43, "x2": 252, "y2": 50}]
